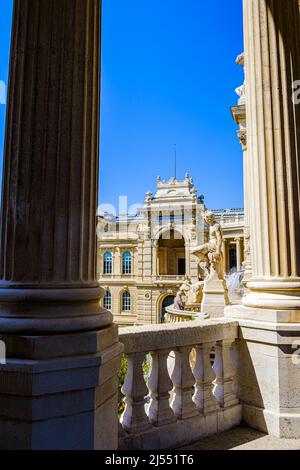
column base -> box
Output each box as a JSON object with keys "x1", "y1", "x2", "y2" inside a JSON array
[
  {"x1": 225, "y1": 303, "x2": 300, "y2": 323},
  {"x1": 0, "y1": 286, "x2": 112, "y2": 333},
  {"x1": 225, "y1": 305, "x2": 300, "y2": 438},
  {"x1": 0, "y1": 325, "x2": 123, "y2": 449},
  {"x1": 243, "y1": 280, "x2": 300, "y2": 312},
  {"x1": 243, "y1": 405, "x2": 300, "y2": 439},
  {"x1": 242, "y1": 268, "x2": 252, "y2": 293}
]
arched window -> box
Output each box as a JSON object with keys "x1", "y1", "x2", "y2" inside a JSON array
[
  {"x1": 103, "y1": 291, "x2": 112, "y2": 310},
  {"x1": 103, "y1": 252, "x2": 112, "y2": 275},
  {"x1": 122, "y1": 291, "x2": 131, "y2": 312},
  {"x1": 122, "y1": 251, "x2": 132, "y2": 275}
]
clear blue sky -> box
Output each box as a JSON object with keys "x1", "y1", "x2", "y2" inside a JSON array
[{"x1": 0, "y1": 0, "x2": 244, "y2": 213}]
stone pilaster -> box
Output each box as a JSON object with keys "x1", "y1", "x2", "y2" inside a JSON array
[
  {"x1": 231, "y1": 52, "x2": 252, "y2": 285},
  {"x1": 0, "y1": 0, "x2": 121, "y2": 449},
  {"x1": 115, "y1": 248, "x2": 121, "y2": 276}
]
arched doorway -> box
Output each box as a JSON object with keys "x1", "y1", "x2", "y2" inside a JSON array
[
  {"x1": 160, "y1": 295, "x2": 175, "y2": 323},
  {"x1": 157, "y1": 230, "x2": 186, "y2": 276}
]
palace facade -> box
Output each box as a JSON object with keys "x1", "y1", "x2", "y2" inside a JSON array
[{"x1": 97, "y1": 175, "x2": 245, "y2": 326}]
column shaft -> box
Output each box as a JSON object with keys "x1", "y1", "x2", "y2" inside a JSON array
[
  {"x1": 243, "y1": 0, "x2": 300, "y2": 311},
  {"x1": 243, "y1": 142, "x2": 252, "y2": 282},
  {"x1": 222, "y1": 239, "x2": 227, "y2": 274},
  {"x1": 0, "y1": 0, "x2": 111, "y2": 332},
  {"x1": 235, "y1": 238, "x2": 241, "y2": 272}
]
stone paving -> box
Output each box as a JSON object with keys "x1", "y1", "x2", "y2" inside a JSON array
[{"x1": 181, "y1": 427, "x2": 300, "y2": 450}]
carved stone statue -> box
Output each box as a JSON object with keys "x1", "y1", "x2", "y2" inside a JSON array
[
  {"x1": 189, "y1": 281, "x2": 204, "y2": 304},
  {"x1": 191, "y1": 210, "x2": 230, "y2": 318},
  {"x1": 173, "y1": 287, "x2": 185, "y2": 311},
  {"x1": 235, "y1": 52, "x2": 246, "y2": 106},
  {"x1": 191, "y1": 211, "x2": 224, "y2": 281},
  {"x1": 145, "y1": 191, "x2": 152, "y2": 205},
  {"x1": 175, "y1": 277, "x2": 204, "y2": 310}
]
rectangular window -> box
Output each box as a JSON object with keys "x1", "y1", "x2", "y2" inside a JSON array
[
  {"x1": 122, "y1": 252, "x2": 132, "y2": 275},
  {"x1": 122, "y1": 292, "x2": 131, "y2": 311},
  {"x1": 103, "y1": 252, "x2": 113, "y2": 275},
  {"x1": 104, "y1": 292, "x2": 112, "y2": 310}
]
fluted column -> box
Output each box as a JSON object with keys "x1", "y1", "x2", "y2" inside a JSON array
[
  {"x1": 0, "y1": 0, "x2": 111, "y2": 332},
  {"x1": 243, "y1": 0, "x2": 300, "y2": 313},
  {"x1": 240, "y1": 122, "x2": 252, "y2": 284}
]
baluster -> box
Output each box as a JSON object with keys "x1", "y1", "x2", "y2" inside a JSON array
[
  {"x1": 213, "y1": 342, "x2": 224, "y2": 406},
  {"x1": 214, "y1": 340, "x2": 239, "y2": 408},
  {"x1": 171, "y1": 346, "x2": 198, "y2": 419},
  {"x1": 147, "y1": 349, "x2": 176, "y2": 426},
  {"x1": 192, "y1": 342, "x2": 219, "y2": 413},
  {"x1": 120, "y1": 352, "x2": 150, "y2": 433}
]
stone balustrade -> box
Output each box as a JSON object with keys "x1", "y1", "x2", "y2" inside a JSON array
[
  {"x1": 118, "y1": 319, "x2": 241, "y2": 450},
  {"x1": 154, "y1": 275, "x2": 186, "y2": 282},
  {"x1": 165, "y1": 305, "x2": 199, "y2": 322}
]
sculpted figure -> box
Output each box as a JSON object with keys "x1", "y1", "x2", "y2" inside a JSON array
[
  {"x1": 190, "y1": 280, "x2": 204, "y2": 304},
  {"x1": 177, "y1": 277, "x2": 192, "y2": 305},
  {"x1": 176, "y1": 276, "x2": 204, "y2": 307},
  {"x1": 180, "y1": 277, "x2": 192, "y2": 296},
  {"x1": 173, "y1": 287, "x2": 185, "y2": 311},
  {"x1": 235, "y1": 52, "x2": 246, "y2": 105},
  {"x1": 191, "y1": 211, "x2": 225, "y2": 281}
]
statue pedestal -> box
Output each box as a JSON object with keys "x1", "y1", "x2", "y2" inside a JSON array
[{"x1": 201, "y1": 277, "x2": 229, "y2": 319}]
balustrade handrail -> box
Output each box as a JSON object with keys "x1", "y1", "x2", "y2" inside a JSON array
[
  {"x1": 154, "y1": 274, "x2": 186, "y2": 281},
  {"x1": 119, "y1": 318, "x2": 238, "y2": 354}
]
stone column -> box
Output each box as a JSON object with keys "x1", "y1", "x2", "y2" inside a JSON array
[
  {"x1": 226, "y1": 0, "x2": 300, "y2": 438},
  {"x1": 152, "y1": 241, "x2": 158, "y2": 277},
  {"x1": 235, "y1": 238, "x2": 242, "y2": 272},
  {"x1": 222, "y1": 239, "x2": 227, "y2": 274},
  {"x1": 241, "y1": 137, "x2": 252, "y2": 284},
  {"x1": 0, "y1": 0, "x2": 111, "y2": 333},
  {"x1": 242, "y1": 0, "x2": 300, "y2": 317},
  {"x1": 0, "y1": 0, "x2": 121, "y2": 449},
  {"x1": 185, "y1": 240, "x2": 191, "y2": 277}
]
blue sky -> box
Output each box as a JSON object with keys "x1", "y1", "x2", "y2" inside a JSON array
[{"x1": 0, "y1": 0, "x2": 244, "y2": 212}]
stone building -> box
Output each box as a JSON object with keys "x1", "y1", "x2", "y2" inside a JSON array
[{"x1": 97, "y1": 176, "x2": 245, "y2": 326}]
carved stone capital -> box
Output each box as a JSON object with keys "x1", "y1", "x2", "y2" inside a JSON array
[{"x1": 238, "y1": 128, "x2": 247, "y2": 151}]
